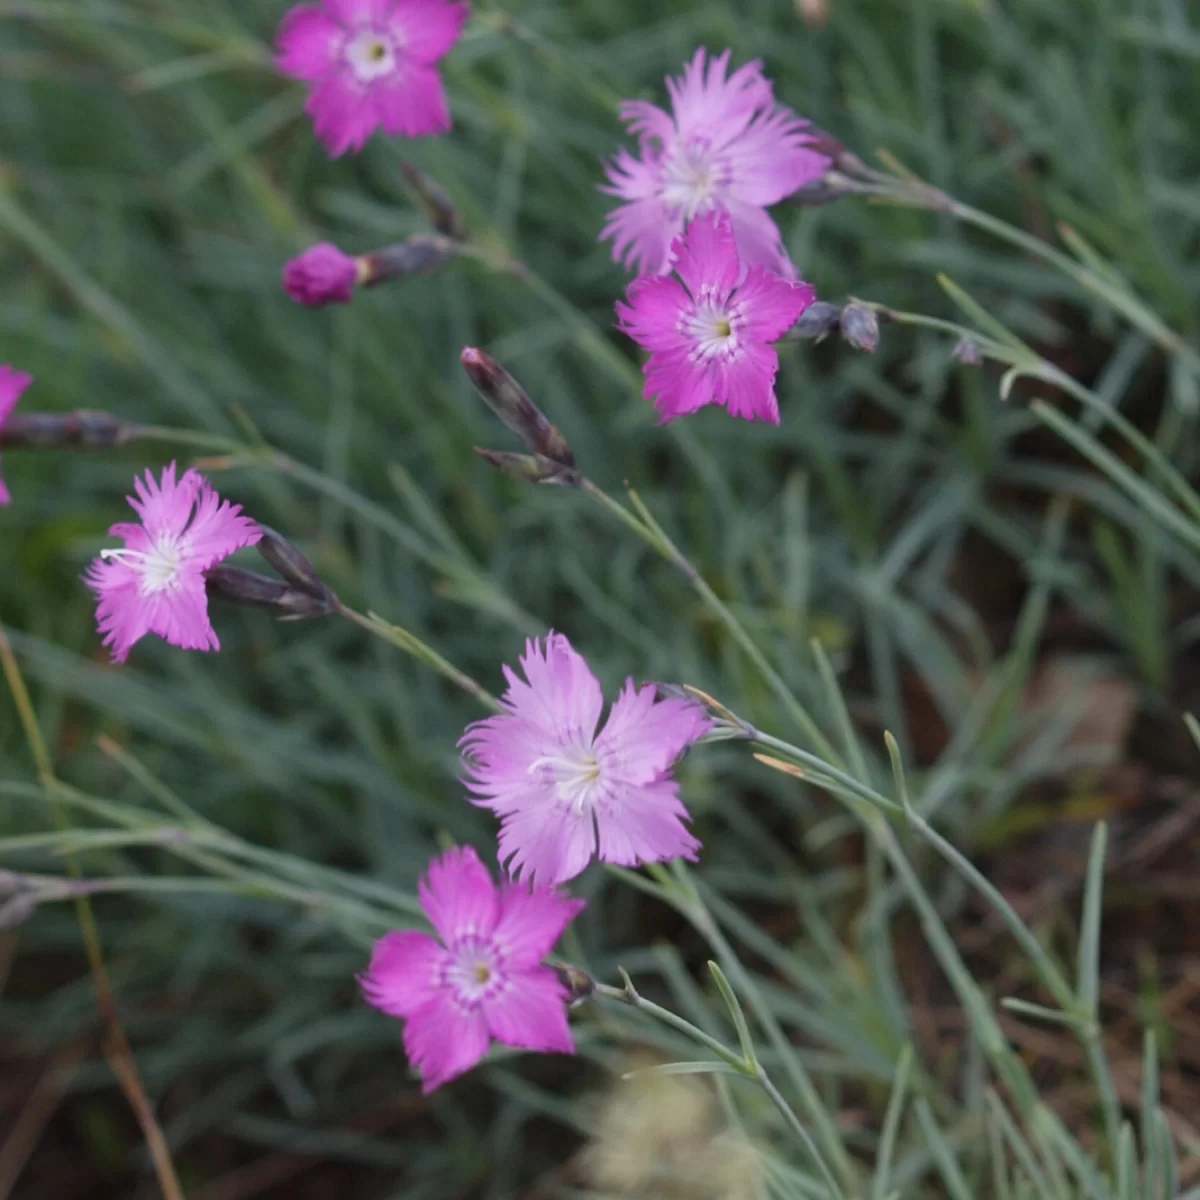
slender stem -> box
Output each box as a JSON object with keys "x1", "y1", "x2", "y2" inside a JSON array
[
  {"x1": 127, "y1": 425, "x2": 246, "y2": 453},
  {"x1": 337, "y1": 603, "x2": 501, "y2": 712},
  {"x1": 839, "y1": 174, "x2": 1200, "y2": 375},
  {"x1": 595, "y1": 976, "x2": 845, "y2": 1199},
  {"x1": 665, "y1": 865, "x2": 854, "y2": 1194},
  {"x1": 593, "y1": 980, "x2": 748, "y2": 1072},
  {"x1": 751, "y1": 730, "x2": 905, "y2": 819},
  {"x1": 757, "y1": 1068, "x2": 831, "y2": 1173},
  {"x1": 580, "y1": 479, "x2": 840, "y2": 763}
]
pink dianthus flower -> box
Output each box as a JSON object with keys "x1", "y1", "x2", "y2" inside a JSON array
[
  {"x1": 461, "y1": 633, "x2": 710, "y2": 886},
  {"x1": 0, "y1": 365, "x2": 32, "y2": 505},
  {"x1": 276, "y1": 0, "x2": 470, "y2": 157},
  {"x1": 616, "y1": 211, "x2": 815, "y2": 425},
  {"x1": 601, "y1": 48, "x2": 831, "y2": 278},
  {"x1": 284, "y1": 243, "x2": 362, "y2": 306},
  {"x1": 360, "y1": 845, "x2": 584, "y2": 1093},
  {"x1": 84, "y1": 464, "x2": 262, "y2": 663}
]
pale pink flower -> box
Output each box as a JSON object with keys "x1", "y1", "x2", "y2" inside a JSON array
[
  {"x1": 84, "y1": 464, "x2": 262, "y2": 663},
  {"x1": 276, "y1": 0, "x2": 470, "y2": 156},
  {"x1": 616, "y1": 211, "x2": 815, "y2": 424},
  {"x1": 0, "y1": 366, "x2": 32, "y2": 505},
  {"x1": 601, "y1": 48, "x2": 831, "y2": 278},
  {"x1": 284, "y1": 243, "x2": 361, "y2": 306},
  {"x1": 460, "y1": 634, "x2": 710, "y2": 886},
  {"x1": 360, "y1": 845, "x2": 584, "y2": 1093}
]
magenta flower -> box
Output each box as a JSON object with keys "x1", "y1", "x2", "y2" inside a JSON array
[
  {"x1": 360, "y1": 845, "x2": 584, "y2": 1093},
  {"x1": 601, "y1": 48, "x2": 831, "y2": 278},
  {"x1": 84, "y1": 464, "x2": 262, "y2": 663},
  {"x1": 616, "y1": 211, "x2": 815, "y2": 425},
  {"x1": 276, "y1": 0, "x2": 470, "y2": 157},
  {"x1": 461, "y1": 634, "x2": 710, "y2": 886},
  {"x1": 284, "y1": 243, "x2": 362, "y2": 306},
  {"x1": 0, "y1": 365, "x2": 32, "y2": 505}
]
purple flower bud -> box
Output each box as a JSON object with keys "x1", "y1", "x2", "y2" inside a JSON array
[
  {"x1": 256, "y1": 527, "x2": 332, "y2": 600},
  {"x1": 789, "y1": 301, "x2": 842, "y2": 340},
  {"x1": 554, "y1": 963, "x2": 596, "y2": 1005},
  {"x1": 283, "y1": 243, "x2": 362, "y2": 307},
  {"x1": 0, "y1": 411, "x2": 132, "y2": 450},
  {"x1": 205, "y1": 565, "x2": 338, "y2": 621},
  {"x1": 839, "y1": 303, "x2": 880, "y2": 353},
  {"x1": 461, "y1": 348, "x2": 575, "y2": 468},
  {"x1": 359, "y1": 235, "x2": 460, "y2": 287}
]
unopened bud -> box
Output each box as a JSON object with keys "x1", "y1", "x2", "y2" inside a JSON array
[
  {"x1": 474, "y1": 448, "x2": 580, "y2": 487},
  {"x1": 205, "y1": 565, "x2": 338, "y2": 621},
  {"x1": 0, "y1": 411, "x2": 133, "y2": 450},
  {"x1": 256, "y1": 527, "x2": 331, "y2": 599},
  {"x1": 789, "y1": 301, "x2": 842, "y2": 341},
  {"x1": 360, "y1": 235, "x2": 460, "y2": 287},
  {"x1": 461, "y1": 348, "x2": 575, "y2": 468},
  {"x1": 399, "y1": 162, "x2": 467, "y2": 241},
  {"x1": 554, "y1": 963, "x2": 595, "y2": 1005},
  {"x1": 839, "y1": 303, "x2": 880, "y2": 353},
  {"x1": 952, "y1": 337, "x2": 984, "y2": 366},
  {"x1": 283, "y1": 243, "x2": 363, "y2": 308},
  {"x1": 0, "y1": 892, "x2": 37, "y2": 930}
]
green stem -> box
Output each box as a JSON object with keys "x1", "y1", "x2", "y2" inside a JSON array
[
  {"x1": 751, "y1": 730, "x2": 905, "y2": 820},
  {"x1": 668, "y1": 865, "x2": 855, "y2": 1194},
  {"x1": 595, "y1": 975, "x2": 846, "y2": 1200},
  {"x1": 337, "y1": 603, "x2": 501, "y2": 712},
  {"x1": 593, "y1": 979, "x2": 748, "y2": 1072},
  {"x1": 841, "y1": 175, "x2": 1200, "y2": 375},
  {"x1": 580, "y1": 479, "x2": 840, "y2": 763}
]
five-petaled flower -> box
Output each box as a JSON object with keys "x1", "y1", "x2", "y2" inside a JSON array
[
  {"x1": 0, "y1": 365, "x2": 32, "y2": 505},
  {"x1": 276, "y1": 0, "x2": 470, "y2": 157},
  {"x1": 460, "y1": 633, "x2": 710, "y2": 885},
  {"x1": 84, "y1": 464, "x2": 262, "y2": 663},
  {"x1": 617, "y1": 211, "x2": 815, "y2": 425},
  {"x1": 601, "y1": 48, "x2": 830, "y2": 278},
  {"x1": 360, "y1": 845, "x2": 584, "y2": 1093}
]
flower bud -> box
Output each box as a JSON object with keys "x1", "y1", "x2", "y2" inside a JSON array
[
  {"x1": 952, "y1": 337, "x2": 984, "y2": 366},
  {"x1": 0, "y1": 411, "x2": 133, "y2": 450},
  {"x1": 204, "y1": 565, "x2": 339, "y2": 621},
  {"x1": 283, "y1": 243, "x2": 364, "y2": 307},
  {"x1": 554, "y1": 963, "x2": 596, "y2": 1005},
  {"x1": 359, "y1": 235, "x2": 460, "y2": 287},
  {"x1": 789, "y1": 301, "x2": 842, "y2": 341},
  {"x1": 839, "y1": 303, "x2": 880, "y2": 353},
  {"x1": 399, "y1": 161, "x2": 467, "y2": 241},
  {"x1": 461, "y1": 348, "x2": 575, "y2": 468},
  {"x1": 474, "y1": 448, "x2": 580, "y2": 487},
  {"x1": 256, "y1": 527, "x2": 333, "y2": 600}
]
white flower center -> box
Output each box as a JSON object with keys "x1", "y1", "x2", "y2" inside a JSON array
[
  {"x1": 444, "y1": 938, "x2": 505, "y2": 1006},
  {"x1": 661, "y1": 136, "x2": 728, "y2": 220},
  {"x1": 344, "y1": 30, "x2": 396, "y2": 82},
  {"x1": 100, "y1": 535, "x2": 186, "y2": 595},
  {"x1": 683, "y1": 292, "x2": 743, "y2": 364},
  {"x1": 529, "y1": 745, "x2": 604, "y2": 814}
]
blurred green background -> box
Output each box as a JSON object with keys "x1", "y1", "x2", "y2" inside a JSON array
[{"x1": 3, "y1": 0, "x2": 1200, "y2": 1195}]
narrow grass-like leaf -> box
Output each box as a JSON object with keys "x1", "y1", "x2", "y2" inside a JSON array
[
  {"x1": 707, "y1": 961, "x2": 758, "y2": 1072},
  {"x1": 870, "y1": 1045, "x2": 915, "y2": 1200}
]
